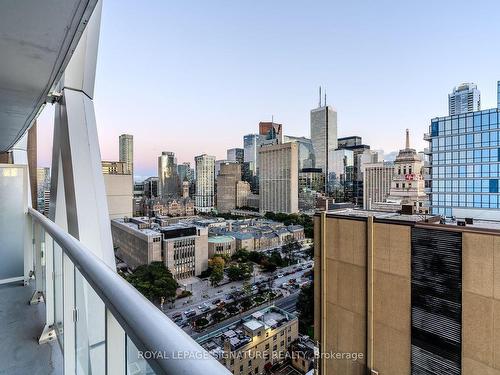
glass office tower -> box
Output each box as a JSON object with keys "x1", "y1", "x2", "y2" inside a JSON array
[{"x1": 426, "y1": 82, "x2": 500, "y2": 219}]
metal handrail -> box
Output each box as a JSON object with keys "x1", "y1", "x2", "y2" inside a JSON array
[{"x1": 28, "y1": 207, "x2": 230, "y2": 375}]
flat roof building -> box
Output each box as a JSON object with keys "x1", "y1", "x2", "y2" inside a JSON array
[{"x1": 314, "y1": 208, "x2": 500, "y2": 375}]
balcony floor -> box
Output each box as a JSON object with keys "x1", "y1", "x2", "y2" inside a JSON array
[{"x1": 0, "y1": 282, "x2": 62, "y2": 375}]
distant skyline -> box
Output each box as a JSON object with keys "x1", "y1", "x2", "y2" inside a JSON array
[{"x1": 37, "y1": 0, "x2": 500, "y2": 179}]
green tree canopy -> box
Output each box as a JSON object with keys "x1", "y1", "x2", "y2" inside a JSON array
[
  {"x1": 125, "y1": 262, "x2": 178, "y2": 303},
  {"x1": 296, "y1": 283, "x2": 314, "y2": 335}
]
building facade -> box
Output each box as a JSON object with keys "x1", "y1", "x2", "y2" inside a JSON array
[
  {"x1": 198, "y1": 307, "x2": 298, "y2": 375},
  {"x1": 386, "y1": 130, "x2": 428, "y2": 213},
  {"x1": 235, "y1": 180, "x2": 251, "y2": 208},
  {"x1": 328, "y1": 148, "x2": 354, "y2": 201},
  {"x1": 362, "y1": 162, "x2": 394, "y2": 209},
  {"x1": 119, "y1": 134, "x2": 133, "y2": 175},
  {"x1": 158, "y1": 151, "x2": 179, "y2": 199},
  {"x1": 259, "y1": 142, "x2": 298, "y2": 214},
  {"x1": 208, "y1": 235, "x2": 236, "y2": 258},
  {"x1": 161, "y1": 224, "x2": 208, "y2": 280},
  {"x1": 111, "y1": 217, "x2": 208, "y2": 280},
  {"x1": 227, "y1": 148, "x2": 244, "y2": 164},
  {"x1": 448, "y1": 82, "x2": 480, "y2": 116},
  {"x1": 314, "y1": 209, "x2": 500, "y2": 375},
  {"x1": 195, "y1": 154, "x2": 216, "y2": 213},
  {"x1": 102, "y1": 161, "x2": 133, "y2": 219},
  {"x1": 217, "y1": 162, "x2": 242, "y2": 213},
  {"x1": 426, "y1": 82, "x2": 500, "y2": 220},
  {"x1": 310, "y1": 103, "x2": 337, "y2": 190}
]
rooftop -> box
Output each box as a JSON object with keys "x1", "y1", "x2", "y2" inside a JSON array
[
  {"x1": 197, "y1": 306, "x2": 296, "y2": 353},
  {"x1": 208, "y1": 235, "x2": 235, "y2": 243}
]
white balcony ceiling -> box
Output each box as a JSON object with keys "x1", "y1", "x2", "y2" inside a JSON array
[{"x1": 0, "y1": 0, "x2": 98, "y2": 152}]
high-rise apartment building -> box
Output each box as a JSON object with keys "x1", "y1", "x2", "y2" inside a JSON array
[
  {"x1": 119, "y1": 134, "x2": 133, "y2": 175},
  {"x1": 216, "y1": 162, "x2": 242, "y2": 213},
  {"x1": 195, "y1": 154, "x2": 215, "y2": 212},
  {"x1": 426, "y1": 81, "x2": 500, "y2": 220},
  {"x1": 259, "y1": 142, "x2": 298, "y2": 214},
  {"x1": 158, "y1": 151, "x2": 179, "y2": 199},
  {"x1": 448, "y1": 82, "x2": 481, "y2": 115},
  {"x1": 227, "y1": 148, "x2": 244, "y2": 164},
  {"x1": 310, "y1": 100, "x2": 337, "y2": 191},
  {"x1": 314, "y1": 209, "x2": 500, "y2": 375},
  {"x1": 362, "y1": 162, "x2": 394, "y2": 209}
]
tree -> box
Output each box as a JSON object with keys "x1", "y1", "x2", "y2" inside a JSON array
[
  {"x1": 209, "y1": 256, "x2": 225, "y2": 286},
  {"x1": 231, "y1": 248, "x2": 250, "y2": 262},
  {"x1": 282, "y1": 238, "x2": 301, "y2": 265},
  {"x1": 227, "y1": 262, "x2": 253, "y2": 281},
  {"x1": 296, "y1": 283, "x2": 314, "y2": 335},
  {"x1": 125, "y1": 262, "x2": 178, "y2": 304}
]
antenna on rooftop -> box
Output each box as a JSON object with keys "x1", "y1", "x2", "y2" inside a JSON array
[
  {"x1": 324, "y1": 88, "x2": 327, "y2": 106},
  {"x1": 319, "y1": 86, "x2": 322, "y2": 107}
]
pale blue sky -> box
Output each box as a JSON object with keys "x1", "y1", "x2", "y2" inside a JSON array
[{"x1": 38, "y1": 0, "x2": 500, "y2": 178}]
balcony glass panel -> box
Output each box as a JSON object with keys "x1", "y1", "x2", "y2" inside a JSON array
[{"x1": 75, "y1": 269, "x2": 106, "y2": 374}]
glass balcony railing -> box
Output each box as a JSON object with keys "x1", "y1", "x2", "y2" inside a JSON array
[{"x1": 27, "y1": 207, "x2": 230, "y2": 375}]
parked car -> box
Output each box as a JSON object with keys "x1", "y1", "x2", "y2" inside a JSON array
[
  {"x1": 172, "y1": 312, "x2": 182, "y2": 319},
  {"x1": 276, "y1": 273, "x2": 284, "y2": 278},
  {"x1": 184, "y1": 309, "x2": 196, "y2": 318}
]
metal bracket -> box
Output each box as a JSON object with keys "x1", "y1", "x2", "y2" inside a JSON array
[
  {"x1": 38, "y1": 324, "x2": 57, "y2": 344},
  {"x1": 29, "y1": 290, "x2": 44, "y2": 305},
  {"x1": 47, "y1": 92, "x2": 63, "y2": 104}
]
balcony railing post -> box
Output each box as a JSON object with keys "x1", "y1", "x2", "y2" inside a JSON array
[
  {"x1": 29, "y1": 221, "x2": 44, "y2": 304},
  {"x1": 23, "y1": 211, "x2": 34, "y2": 286},
  {"x1": 39, "y1": 232, "x2": 56, "y2": 344}
]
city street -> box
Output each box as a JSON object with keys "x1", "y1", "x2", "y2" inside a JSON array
[{"x1": 161, "y1": 259, "x2": 313, "y2": 334}]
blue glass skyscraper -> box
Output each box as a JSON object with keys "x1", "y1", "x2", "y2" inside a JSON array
[{"x1": 425, "y1": 82, "x2": 500, "y2": 220}]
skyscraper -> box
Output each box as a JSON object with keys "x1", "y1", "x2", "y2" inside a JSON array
[
  {"x1": 310, "y1": 92, "x2": 337, "y2": 191},
  {"x1": 259, "y1": 142, "x2": 298, "y2": 214},
  {"x1": 194, "y1": 154, "x2": 215, "y2": 213},
  {"x1": 426, "y1": 81, "x2": 500, "y2": 219},
  {"x1": 158, "y1": 151, "x2": 179, "y2": 199},
  {"x1": 119, "y1": 134, "x2": 133, "y2": 175},
  {"x1": 216, "y1": 162, "x2": 241, "y2": 213},
  {"x1": 448, "y1": 82, "x2": 480, "y2": 115},
  {"x1": 177, "y1": 162, "x2": 193, "y2": 183},
  {"x1": 226, "y1": 148, "x2": 244, "y2": 164}
]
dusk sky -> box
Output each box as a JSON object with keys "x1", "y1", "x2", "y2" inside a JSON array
[{"x1": 37, "y1": 0, "x2": 500, "y2": 179}]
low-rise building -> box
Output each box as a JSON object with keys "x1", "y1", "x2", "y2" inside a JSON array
[
  {"x1": 111, "y1": 217, "x2": 208, "y2": 280},
  {"x1": 290, "y1": 337, "x2": 316, "y2": 374},
  {"x1": 161, "y1": 224, "x2": 208, "y2": 279},
  {"x1": 208, "y1": 235, "x2": 236, "y2": 258},
  {"x1": 111, "y1": 217, "x2": 162, "y2": 269},
  {"x1": 231, "y1": 232, "x2": 255, "y2": 251},
  {"x1": 198, "y1": 307, "x2": 299, "y2": 375}
]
